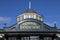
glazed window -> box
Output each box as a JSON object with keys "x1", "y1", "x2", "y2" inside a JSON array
[
  {"x1": 20, "y1": 16, "x2": 22, "y2": 20},
  {"x1": 34, "y1": 15, "x2": 36, "y2": 19},
  {"x1": 17, "y1": 18, "x2": 20, "y2": 22},
  {"x1": 21, "y1": 36, "x2": 39, "y2": 40},
  {"x1": 20, "y1": 22, "x2": 40, "y2": 30}
]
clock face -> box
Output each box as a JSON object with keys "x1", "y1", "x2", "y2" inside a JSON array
[{"x1": 20, "y1": 22, "x2": 40, "y2": 30}]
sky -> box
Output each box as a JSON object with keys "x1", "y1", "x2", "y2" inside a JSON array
[{"x1": 0, "y1": 0, "x2": 60, "y2": 29}]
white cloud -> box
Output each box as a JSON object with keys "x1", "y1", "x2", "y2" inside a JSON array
[
  {"x1": 44, "y1": 22, "x2": 52, "y2": 26},
  {"x1": 0, "y1": 17, "x2": 11, "y2": 23}
]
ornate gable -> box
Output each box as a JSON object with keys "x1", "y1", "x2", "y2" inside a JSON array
[
  {"x1": 3, "y1": 9, "x2": 57, "y2": 32},
  {"x1": 4, "y1": 20, "x2": 56, "y2": 32}
]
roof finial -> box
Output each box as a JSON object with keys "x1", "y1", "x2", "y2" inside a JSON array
[
  {"x1": 29, "y1": 1, "x2": 31, "y2": 9},
  {"x1": 3, "y1": 19, "x2": 7, "y2": 28},
  {"x1": 54, "y1": 21, "x2": 57, "y2": 28}
]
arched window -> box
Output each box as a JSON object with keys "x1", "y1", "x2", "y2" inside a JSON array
[{"x1": 20, "y1": 22, "x2": 40, "y2": 30}]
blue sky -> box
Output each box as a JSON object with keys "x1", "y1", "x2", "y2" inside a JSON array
[{"x1": 0, "y1": 0, "x2": 60, "y2": 29}]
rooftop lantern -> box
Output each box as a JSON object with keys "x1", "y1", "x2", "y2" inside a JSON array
[{"x1": 17, "y1": 1, "x2": 44, "y2": 22}]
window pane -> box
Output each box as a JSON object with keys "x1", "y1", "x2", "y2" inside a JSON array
[
  {"x1": 29, "y1": 15, "x2": 31, "y2": 18},
  {"x1": 34, "y1": 15, "x2": 36, "y2": 19},
  {"x1": 21, "y1": 36, "x2": 39, "y2": 40},
  {"x1": 17, "y1": 18, "x2": 20, "y2": 21},
  {"x1": 30, "y1": 36, "x2": 39, "y2": 40}
]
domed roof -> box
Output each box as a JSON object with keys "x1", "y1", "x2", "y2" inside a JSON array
[
  {"x1": 23, "y1": 9, "x2": 37, "y2": 13},
  {"x1": 17, "y1": 9, "x2": 44, "y2": 18}
]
